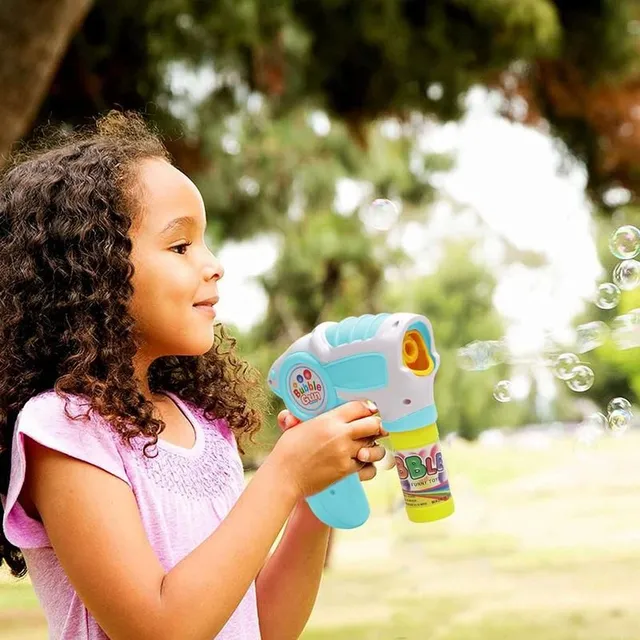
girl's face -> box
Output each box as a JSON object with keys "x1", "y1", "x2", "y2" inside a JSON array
[{"x1": 128, "y1": 158, "x2": 224, "y2": 360}]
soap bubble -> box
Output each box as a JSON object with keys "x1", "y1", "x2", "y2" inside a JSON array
[
  {"x1": 238, "y1": 175, "x2": 260, "y2": 197},
  {"x1": 609, "y1": 225, "x2": 640, "y2": 259},
  {"x1": 613, "y1": 259, "x2": 640, "y2": 290},
  {"x1": 566, "y1": 364, "x2": 595, "y2": 392},
  {"x1": 553, "y1": 353, "x2": 579, "y2": 380},
  {"x1": 607, "y1": 408, "x2": 633, "y2": 433},
  {"x1": 487, "y1": 340, "x2": 509, "y2": 365},
  {"x1": 456, "y1": 347, "x2": 476, "y2": 371},
  {"x1": 576, "y1": 413, "x2": 607, "y2": 446},
  {"x1": 611, "y1": 311, "x2": 640, "y2": 349},
  {"x1": 456, "y1": 340, "x2": 506, "y2": 371},
  {"x1": 607, "y1": 397, "x2": 632, "y2": 414},
  {"x1": 595, "y1": 282, "x2": 621, "y2": 309},
  {"x1": 493, "y1": 380, "x2": 512, "y2": 403},
  {"x1": 470, "y1": 341, "x2": 493, "y2": 370},
  {"x1": 575, "y1": 321, "x2": 609, "y2": 353},
  {"x1": 542, "y1": 332, "x2": 563, "y2": 361},
  {"x1": 361, "y1": 199, "x2": 399, "y2": 231},
  {"x1": 586, "y1": 412, "x2": 608, "y2": 431}
]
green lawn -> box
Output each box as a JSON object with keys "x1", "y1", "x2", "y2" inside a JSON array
[{"x1": 2, "y1": 431, "x2": 639, "y2": 640}]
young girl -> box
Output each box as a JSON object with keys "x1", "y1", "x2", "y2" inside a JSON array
[{"x1": 0, "y1": 112, "x2": 388, "y2": 640}]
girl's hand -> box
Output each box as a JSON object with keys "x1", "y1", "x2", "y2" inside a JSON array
[{"x1": 276, "y1": 407, "x2": 387, "y2": 484}]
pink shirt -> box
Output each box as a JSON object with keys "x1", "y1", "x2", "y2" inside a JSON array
[{"x1": 1, "y1": 389, "x2": 261, "y2": 639}]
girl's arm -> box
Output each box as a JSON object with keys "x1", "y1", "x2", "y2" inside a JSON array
[
  {"x1": 23, "y1": 400, "x2": 382, "y2": 640},
  {"x1": 255, "y1": 500, "x2": 331, "y2": 640},
  {"x1": 24, "y1": 438, "x2": 297, "y2": 640},
  {"x1": 255, "y1": 439, "x2": 385, "y2": 640}
]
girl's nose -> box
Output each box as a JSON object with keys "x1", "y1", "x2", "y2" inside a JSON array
[{"x1": 204, "y1": 256, "x2": 224, "y2": 281}]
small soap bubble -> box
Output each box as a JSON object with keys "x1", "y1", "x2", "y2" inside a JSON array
[
  {"x1": 607, "y1": 408, "x2": 633, "y2": 433},
  {"x1": 595, "y1": 282, "x2": 621, "y2": 309},
  {"x1": 566, "y1": 364, "x2": 595, "y2": 392},
  {"x1": 456, "y1": 346, "x2": 475, "y2": 371},
  {"x1": 612, "y1": 312, "x2": 640, "y2": 349},
  {"x1": 586, "y1": 412, "x2": 608, "y2": 431},
  {"x1": 607, "y1": 397, "x2": 632, "y2": 414},
  {"x1": 457, "y1": 340, "x2": 510, "y2": 371},
  {"x1": 542, "y1": 332, "x2": 563, "y2": 361},
  {"x1": 493, "y1": 380, "x2": 512, "y2": 403},
  {"x1": 487, "y1": 340, "x2": 509, "y2": 365},
  {"x1": 576, "y1": 412, "x2": 607, "y2": 446},
  {"x1": 457, "y1": 341, "x2": 494, "y2": 371},
  {"x1": 575, "y1": 321, "x2": 609, "y2": 353},
  {"x1": 613, "y1": 259, "x2": 640, "y2": 290},
  {"x1": 609, "y1": 225, "x2": 640, "y2": 259},
  {"x1": 612, "y1": 313, "x2": 633, "y2": 332},
  {"x1": 362, "y1": 199, "x2": 400, "y2": 231},
  {"x1": 473, "y1": 342, "x2": 493, "y2": 370},
  {"x1": 553, "y1": 353, "x2": 579, "y2": 380}
]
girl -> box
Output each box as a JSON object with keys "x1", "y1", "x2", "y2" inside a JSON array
[{"x1": 0, "y1": 112, "x2": 388, "y2": 640}]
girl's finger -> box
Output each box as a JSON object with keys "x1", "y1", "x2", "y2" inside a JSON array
[
  {"x1": 356, "y1": 445, "x2": 386, "y2": 464},
  {"x1": 349, "y1": 415, "x2": 388, "y2": 441},
  {"x1": 277, "y1": 410, "x2": 302, "y2": 431},
  {"x1": 376, "y1": 447, "x2": 397, "y2": 471},
  {"x1": 358, "y1": 463, "x2": 377, "y2": 482}
]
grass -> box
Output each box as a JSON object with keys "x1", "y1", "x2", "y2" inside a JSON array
[
  {"x1": 2, "y1": 431, "x2": 640, "y2": 639},
  {"x1": 0, "y1": 579, "x2": 45, "y2": 639},
  {"x1": 302, "y1": 431, "x2": 640, "y2": 639}
]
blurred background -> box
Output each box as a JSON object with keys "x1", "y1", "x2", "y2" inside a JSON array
[{"x1": 3, "y1": 0, "x2": 640, "y2": 638}]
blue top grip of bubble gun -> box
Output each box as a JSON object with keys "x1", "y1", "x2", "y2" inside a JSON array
[{"x1": 267, "y1": 312, "x2": 440, "y2": 529}]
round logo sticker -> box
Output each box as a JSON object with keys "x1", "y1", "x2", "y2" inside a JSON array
[{"x1": 288, "y1": 365, "x2": 326, "y2": 413}]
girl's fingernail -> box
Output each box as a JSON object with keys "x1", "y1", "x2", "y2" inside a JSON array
[
  {"x1": 364, "y1": 400, "x2": 377, "y2": 413},
  {"x1": 360, "y1": 449, "x2": 370, "y2": 462}
]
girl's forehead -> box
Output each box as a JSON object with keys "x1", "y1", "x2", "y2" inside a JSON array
[{"x1": 134, "y1": 158, "x2": 205, "y2": 233}]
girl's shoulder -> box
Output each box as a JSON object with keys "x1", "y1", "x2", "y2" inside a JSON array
[
  {"x1": 14, "y1": 388, "x2": 131, "y2": 484},
  {"x1": 20, "y1": 388, "x2": 94, "y2": 420},
  {"x1": 4, "y1": 390, "x2": 131, "y2": 551}
]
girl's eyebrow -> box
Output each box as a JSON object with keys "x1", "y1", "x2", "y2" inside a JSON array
[{"x1": 158, "y1": 216, "x2": 196, "y2": 237}]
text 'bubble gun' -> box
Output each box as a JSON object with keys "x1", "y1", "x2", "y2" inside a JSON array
[{"x1": 268, "y1": 312, "x2": 455, "y2": 529}]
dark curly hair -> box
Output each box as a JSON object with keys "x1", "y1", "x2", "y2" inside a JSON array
[{"x1": 0, "y1": 111, "x2": 267, "y2": 578}]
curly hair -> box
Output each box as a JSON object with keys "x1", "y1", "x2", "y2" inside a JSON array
[{"x1": 0, "y1": 111, "x2": 267, "y2": 578}]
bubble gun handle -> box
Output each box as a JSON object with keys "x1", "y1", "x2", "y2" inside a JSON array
[{"x1": 268, "y1": 312, "x2": 455, "y2": 529}]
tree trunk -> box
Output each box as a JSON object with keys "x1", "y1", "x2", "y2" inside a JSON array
[{"x1": 0, "y1": 0, "x2": 93, "y2": 167}]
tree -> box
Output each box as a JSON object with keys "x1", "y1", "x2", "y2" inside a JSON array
[
  {"x1": 3, "y1": 0, "x2": 640, "y2": 211},
  {"x1": 0, "y1": 0, "x2": 93, "y2": 164}
]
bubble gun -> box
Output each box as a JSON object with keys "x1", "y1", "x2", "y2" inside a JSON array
[{"x1": 268, "y1": 312, "x2": 455, "y2": 529}]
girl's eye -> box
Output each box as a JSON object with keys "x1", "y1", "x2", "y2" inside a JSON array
[{"x1": 170, "y1": 242, "x2": 192, "y2": 255}]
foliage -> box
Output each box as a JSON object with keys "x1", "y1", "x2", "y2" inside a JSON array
[
  {"x1": 23, "y1": 0, "x2": 640, "y2": 210},
  {"x1": 13, "y1": 0, "x2": 638, "y2": 447}
]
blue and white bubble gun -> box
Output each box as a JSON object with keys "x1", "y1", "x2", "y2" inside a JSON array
[{"x1": 268, "y1": 312, "x2": 455, "y2": 529}]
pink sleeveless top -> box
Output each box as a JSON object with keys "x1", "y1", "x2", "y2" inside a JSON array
[{"x1": 1, "y1": 389, "x2": 260, "y2": 639}]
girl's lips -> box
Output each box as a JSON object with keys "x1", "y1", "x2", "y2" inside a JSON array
[{"x1": 193, "y1": 304, "x2": 216, "y2": 318}]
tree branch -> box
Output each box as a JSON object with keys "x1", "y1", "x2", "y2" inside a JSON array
[{"x1": 0, "y1": 0, "x2": 93, "y2": 166}]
